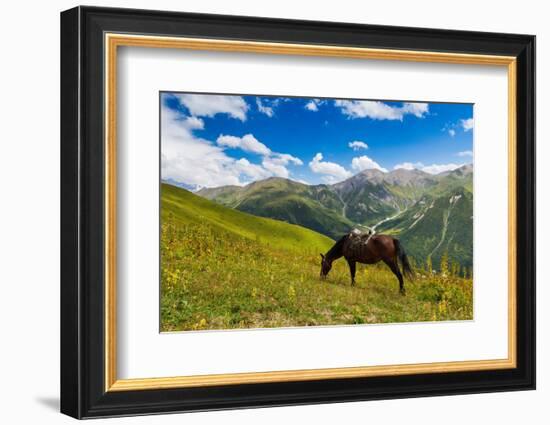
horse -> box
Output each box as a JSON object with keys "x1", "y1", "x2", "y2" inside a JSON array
[{"x1": 320, "y1": 231, "x2": 414, "y2": 295}]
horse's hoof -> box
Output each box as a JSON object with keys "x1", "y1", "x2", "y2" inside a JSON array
[{"x1": 400, "y1": 289, "x2": 406, "y2": 296}]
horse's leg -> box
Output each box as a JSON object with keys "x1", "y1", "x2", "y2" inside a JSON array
[
  {"x1": 384, "y1": 258, "x2": 405, "y2": 295},
  {"x1": 346, "y1": 259, "x2": 357, "y2": 286}
]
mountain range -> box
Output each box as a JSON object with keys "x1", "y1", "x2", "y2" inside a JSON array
[{"x1": 195, "y1": 165, "x2": 473, "y2": 269}]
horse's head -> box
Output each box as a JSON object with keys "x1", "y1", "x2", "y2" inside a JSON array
[{"x1": 319, "y1": 254, "x2": 332, "y2": 279}]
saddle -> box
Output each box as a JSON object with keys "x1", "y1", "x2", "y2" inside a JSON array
[{"x1": 348, "y1": 228, "x2": 374, "y2": 251}]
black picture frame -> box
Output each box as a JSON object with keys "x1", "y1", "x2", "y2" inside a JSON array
[{"x1": 61, "y1": 5, "x2": 535, "y2": 419}]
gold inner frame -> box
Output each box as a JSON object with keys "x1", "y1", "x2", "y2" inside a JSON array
[{"x1": 104, "y1": 33, "x2": 517, "y2": 392}]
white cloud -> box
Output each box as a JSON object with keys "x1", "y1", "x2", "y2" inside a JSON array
[
  {"x1": 162, "y1": 107, "x2": 303, "y2": 187},
  {"x1": 348, "y1": 140, "x2": 369, "y2": 151},
  {"x1": 394, "y1": 160, "x2": 468, "y2": 174},
  {"x1": 335, "y1": 100, "x2": 399, "y2": 120},
  {"x1": 256, "y1": 98, "x2": 274, "y2": 117},
  {"x1": 461, "y1": 118, "x2": 474, "y2": 131},
  {"x1": 309, "y1": 152, "x2": 388, "y2": 183},
  {"x1": 262, "y1": 158, "x2": 290, "y2": 178},
  {"x1": 216, "y1": 134, "x2": 271, "y2": 156},
  {"x1": 174, "y1": 94, "x2": 249, "y2": 121},
  {"x1": 304, "y1": 99, "x2": 325, "y2": 112},
  {"x1": 270, "y1": 153, "x2": 303, "y2": 166},
  {"x1": 216, "y1": 134, "x2": 303, "y2": 179},
  {"x1": 309, "y1": 153, "x2": 352, "y2": 183},
  {"x1": 393, "y1": 162, "x2": 424, "y2": 171},
  {"x1": 449, "y1": 129, "x2": 456, "y2": 137},
  {"x1": 334, "y1": 100, "x2": 429, "y2": 121},
  {"x1": 305, "y1": 100, "x2": 318, "y2": 111},
  {"x1": 421, "y1": 163, "x2": 464, "y2": 174},
  {"x1": 234, "y1": 158, "x2": 272, "y2": 181},
  {"x1": 401, "y1": 102, "x2": 430, "y2": 118},
  {"x1": 260, "y1": 153, "x2": 302, "y2": 178},
  {"x1": 175, "y1": 115, "x2": 204, "y2": 130},
  {"x1": 321, "y1": 175, "x2": 344, "y2": 184},
  {"x1": 457, "y1": 150, "x2": 473, "y2": 157},
  {"x1": 161, "y1": 107, "x2": 243, "y2": 187},
  {"x1": 351, "y1": 155, "x2": 388, "y2": 173}
]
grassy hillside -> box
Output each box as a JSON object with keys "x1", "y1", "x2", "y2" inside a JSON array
[
  {"x1": 377, "y1": 188, "x2": 473, "y2": 269},
  {"x1": 162, "y1": 183, "x2": 333, "y2": 253},
  {"x1": 161, "y1": 184, "x2": 473, "y2": 331},
  {"x1": 198, "y1": 178, "x2": 354, "y2": 239},
  {"x1": 196, "y1": 167, "x2": 474, "y2": 269}
]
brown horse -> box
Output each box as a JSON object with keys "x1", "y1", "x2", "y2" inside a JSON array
[{"x1": 320, "y1": 232, "x2": 414, "y2": 295}]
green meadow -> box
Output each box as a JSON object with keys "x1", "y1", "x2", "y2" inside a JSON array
[{"x1": 161, "y1": 183, "x2": 473, "y2": 332}]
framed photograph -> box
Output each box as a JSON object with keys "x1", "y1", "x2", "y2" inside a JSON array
[{"x1": 60, "y1": 6, "x2": 535, "y2": 419}]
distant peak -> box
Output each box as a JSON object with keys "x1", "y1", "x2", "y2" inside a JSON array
[
  {"x1": 437, "y1": 163, "x2": 473, "y2": 177},
  {"x1": 250, "y1": 176, "x2": 290, "y2": 184},
  {"x1": 457, "y1": 163, "x2": 473, "y2": 173},
  {"x1": 389, "y1": 168, "x2": 427, "y2": 175},
  {"x1": 360, "y1": 168, "x2": 385, "y2": 175},
  {"x1": 244, "y1": 176, "x2": 309, "y2": 188}
]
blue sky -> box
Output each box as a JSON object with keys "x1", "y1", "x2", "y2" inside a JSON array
[{"x1": 161, "y1": 92, "x2": 473, "y2": 188}]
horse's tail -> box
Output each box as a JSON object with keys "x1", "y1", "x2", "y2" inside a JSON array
[{"x1": 393, "y1": 238, "x2": 414, "y2": 281}]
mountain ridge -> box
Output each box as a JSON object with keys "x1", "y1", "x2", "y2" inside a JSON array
[{"x1": 193, "y1": 165, "x2": 473, "y2": 268}]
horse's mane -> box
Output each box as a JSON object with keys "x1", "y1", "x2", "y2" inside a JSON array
[{"x1": 325, "y1": 234, "x2": 349, "y2": 259}]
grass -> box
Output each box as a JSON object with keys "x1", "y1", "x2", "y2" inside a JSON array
[
  {"x1": 161, "y1": 184, "x2": 473, "y2": 332},
  {"x1": 162, "y1": 183, "x2": 333, "y2": 253},
  {"x1": 199, "y1": 177, "x2": 355, "y2": 239}
]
